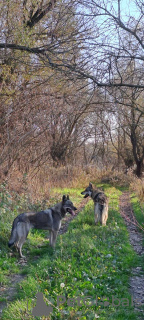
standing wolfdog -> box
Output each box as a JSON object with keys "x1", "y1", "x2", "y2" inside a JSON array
[
  {"x1": 81, "y1": 182, "x2": 108, "y2": 225},
  {"x1": 8, "y1": 195, "x2": 77, "y2": 258}
]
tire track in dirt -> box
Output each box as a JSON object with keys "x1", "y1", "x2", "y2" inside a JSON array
[
  {"x1": 0, "y1": 274, "x2": 25, "y2": 316},
  {"x1": 119, "y1": 192, "x2": 144, "y2": 318}
]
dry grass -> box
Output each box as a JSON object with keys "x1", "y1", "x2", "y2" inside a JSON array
[
  {"x1": 130, "y1": 178, "x2": 144, "y2": 201},
  {"x1": 102, "y1": 170, "x2": 135, "y2": 188},
  {"x1": 2, "y1": 165, "x2": 103, "y2": 201},
  {"x1": 2, "y1": 164, "x2": 144, "y2": 202}
]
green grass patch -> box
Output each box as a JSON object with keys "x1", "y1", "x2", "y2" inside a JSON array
[
  {"x1": 0, "y1": 185, "x2": 140, "y2": 319},
  {"x1": 130, "y1": 193, "x2": 144, "y2": 231},
  {"x1": 51, "y1": 187, "x2": 83, "y2": 206}
]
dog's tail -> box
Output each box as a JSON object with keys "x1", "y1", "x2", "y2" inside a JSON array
[{"x1": 8, "y1": 217, "x2": 19, "y2": 247}]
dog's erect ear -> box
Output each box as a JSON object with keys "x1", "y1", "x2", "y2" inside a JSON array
[
  {"x1": 62, "y1": 195, "x2": 67, "y2": 202},
  {"x1": 67, "y1": 195, "x2": 69, "y2": 200},
  {"x1": 89, "y1": 182, "x2": 92, "y2": 188}
]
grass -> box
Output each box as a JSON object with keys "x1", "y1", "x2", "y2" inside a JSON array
[
  {"x1": 130, "y1": 193, "x2": 144, "y2": 231},
  {"x1": 0, "y1": 184, "x2": 142, "y2": 319}
]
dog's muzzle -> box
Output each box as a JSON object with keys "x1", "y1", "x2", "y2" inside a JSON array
[
  {"x1": 67, "y1": 207, "x2": 77, "y2": 216},
  {"x1": 81, "y1": 192, "x2": 89, "y2": 198}
]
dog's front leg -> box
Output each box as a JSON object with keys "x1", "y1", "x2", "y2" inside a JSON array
[
  {"x1": 49, "y1": 230, "x2": 53, "y2": 246},
  {"x1": 51, "y1": 231, "x2": 58, "y2": 247}
]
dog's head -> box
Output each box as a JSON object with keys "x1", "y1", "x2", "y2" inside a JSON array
[
  {"x1": 81, "y1": 182, "x2": 93, "y2": 198},
  {"x1": 62, "y1": 195, "x2": 77, "y2": 216}
]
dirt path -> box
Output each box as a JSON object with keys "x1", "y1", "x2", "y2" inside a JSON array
[
  {"x1": 119, "y1": 192, "x2": 144, "y2": 317},
  {"x1": 0, "y1": 274, "x2": 25, "y2": 315}
]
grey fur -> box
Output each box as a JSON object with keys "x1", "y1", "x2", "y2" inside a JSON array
[
  {"x1": 81, "y1": 182, "x2": 108, "y2": 225},
  {"x1": 8, "y1": 195, "x2": 77, "y2": 258}
]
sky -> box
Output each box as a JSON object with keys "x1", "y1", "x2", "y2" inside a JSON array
[{"x1": 113, "y1": 0, "x2": 139, "y2": 19}]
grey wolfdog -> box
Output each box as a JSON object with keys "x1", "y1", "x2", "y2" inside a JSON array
[
  {"x1": 81, "y1": 182, "x2": 108, "y2": 225},
  {"x1": 8, "y1": 195, "x2": 77, "y2": 258}
]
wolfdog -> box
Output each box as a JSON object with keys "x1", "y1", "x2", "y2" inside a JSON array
[
  {"x1": 81, "y1": 182, "x2": 108, "y2": 225},
  {"x1": 8, "y1": 195, "x2": 77, "y2": 258}
]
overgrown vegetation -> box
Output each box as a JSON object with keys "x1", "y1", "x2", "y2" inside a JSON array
[
  {"x1": 0, "y1": 183, "x2": 143, "y2": 319},
  {"x1": 0, "y1": 0, "x2": 144, "y2": 179}
]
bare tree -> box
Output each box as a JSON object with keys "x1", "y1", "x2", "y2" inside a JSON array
[
  {"x1": 1, "y1": 0, "x2": 144, "y2": 88},
  {"x1": 0, "y1": 0, "x2": 144, "y2": 178}
]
